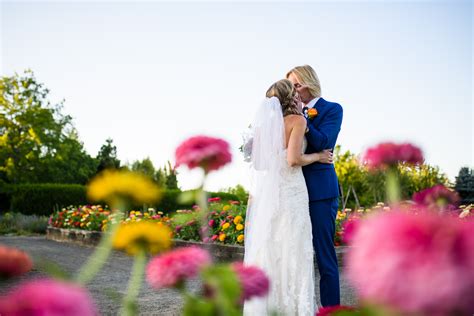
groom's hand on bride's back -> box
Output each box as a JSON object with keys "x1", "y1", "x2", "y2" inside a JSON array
[{"x1": 317, "y1": 149, "x2": 333, "y2": 164}]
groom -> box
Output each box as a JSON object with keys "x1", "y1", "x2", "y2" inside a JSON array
[{"x1": 287, "y1": 65, "x2": 343, "y2": 307}]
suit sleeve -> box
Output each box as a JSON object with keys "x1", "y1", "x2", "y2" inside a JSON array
[{"x1": 306, "y1": 103, "x2": 343, "y2": 152}]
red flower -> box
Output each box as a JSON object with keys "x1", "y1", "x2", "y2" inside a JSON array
[
  {"x1": 413, "y1": 184, "x2": 460, "y2": 210},
  {"x1": 231, "y1": 262, "x2": 270, "y2": 302},
  {"x1": 230, "y1": 200, "x2": 240, "y2": 205},
  {"x1": 175, "y1": 136, "x2": 232, "y2": 173},
  {"x1": 0, "y1": 245, "x2": 33, "y2": 278},
  {"x1": 316, "y1": 305, "x2": 355, "y2": 316},
  {"x1": 208, "y1": 197, "x2": 221, "y2": 203},
  {"x1": 363, "y1": 142, "x2": 423, "y2": 170}
]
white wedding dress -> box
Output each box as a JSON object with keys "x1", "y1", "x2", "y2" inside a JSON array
[{"x1": 244, "y1": 97, "x2": 316, "y2": 316}]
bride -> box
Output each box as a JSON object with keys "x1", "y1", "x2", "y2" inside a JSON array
[{"x1": 244, "y1": 79, "x2": 333, "y2": 315}]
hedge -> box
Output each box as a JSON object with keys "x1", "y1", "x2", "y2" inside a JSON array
[{"x1": 0, "y1": 184, "x2": 240, "y2": 216}]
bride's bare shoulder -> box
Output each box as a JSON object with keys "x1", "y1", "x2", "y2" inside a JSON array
[{"x1": 284, "y1": 114, "x2": 306, "y2": 126}]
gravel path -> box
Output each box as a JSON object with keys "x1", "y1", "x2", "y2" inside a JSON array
[{"x1": 0, "y1": 236, "x2": 357, "y2": 315}]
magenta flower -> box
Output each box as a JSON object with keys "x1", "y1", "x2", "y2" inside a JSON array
[
  {"x1": 341, "y1": 216, "x2": 360, "y2": 245},
  {"x1": 363, "y1": 142, "x2": 423, "y2": 170},
  {"x1": 0, "y1": 245, "x2": 33, "y2": 278},
  {"x1": 316, "y1": 305, "x2": 355, "y2": 316},
  {"x1": 0, "y1": 279, "x2": 97, "y2": 316},
  {"x1": 208, "y1": 219, "x2": 216, "y2": 227},
  {"x1": 345, "y1": 210, "x2": 474, "y2": 315},
  {"x1": 413, "y1": 184, "x2": 460, "y2": 210},
  {"x1": 175, "y1": 136, "x2": 232, "y2": 173},
  {"x1": 146, "y1": 246, "x2": 212, "y2": 289},
  {"x1": 231, "y1": 262, "x2": 270, "y2": 302}
]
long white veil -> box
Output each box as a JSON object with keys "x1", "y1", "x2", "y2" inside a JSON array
[{"x1": 244, "y1": 96, "x2": 285, "y2": 264}]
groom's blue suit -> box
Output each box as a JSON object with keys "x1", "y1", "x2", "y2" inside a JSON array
[{"x1": 303, "y1": 97, "x2": 343, "y2": 307}]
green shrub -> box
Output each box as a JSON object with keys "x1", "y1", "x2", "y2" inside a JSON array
[
  {"x1": 0, "y1": 212, "x2": 49, "y2": 235},
  {"x1": 10, "y1": 184, "x2": 87, "y2": 216}
]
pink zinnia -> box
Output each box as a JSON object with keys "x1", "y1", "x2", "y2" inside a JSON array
[
  {"x1": 231, "y1": 263, "x2": 270, "y2": 302},
  {"x1": 345, "y1": 210, "x2": 474, "y2": 315},
  {"x1": 341, "y1": 216, "x2": 360, "y2": 245},
  {"x1": 146, "y1": 246, "x2": 212, "y2": 289},
  {"x1": 413, "y1": 184, "x2": 460, "y2": 210},
  {"x1": 363, "y1": 142, "x2": 423, "y2": 170},
  {"x1": 316, "y1": 305, "x2": 355, "y2": 316},
  {"x1": 0, "y1": 245, "x2": 33, "y2": 278},
  {"x1": 0, "y1": 279, "x2": 97, "y2": 315},
  {"x1": 175, "y1": 136, "x2": 232, "y2": 173},
  {"x1": 208, "y1": 197, "x2": 221, "y2": 203}
]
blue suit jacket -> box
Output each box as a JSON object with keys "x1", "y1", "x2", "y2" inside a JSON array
[{"x1": 303, "y1": 97, "x2": 343, "y2": 201}]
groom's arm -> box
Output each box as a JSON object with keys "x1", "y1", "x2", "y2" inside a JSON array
[{"x1": 306, "y1": 104, "x2": 343, "y2": 152}]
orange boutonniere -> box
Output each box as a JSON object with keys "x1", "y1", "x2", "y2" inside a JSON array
[{"x1": 307, "y1": 108, "x2": 318, "y2": 120}]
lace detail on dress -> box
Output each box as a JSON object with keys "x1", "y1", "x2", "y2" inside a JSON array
[{"x1": 244, "y1": 138, "x2": 316, "y2": 316}]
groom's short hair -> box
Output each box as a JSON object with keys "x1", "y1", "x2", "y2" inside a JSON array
[{"x1": 286, "y1": 65, "x2": 321, "y2": 98}]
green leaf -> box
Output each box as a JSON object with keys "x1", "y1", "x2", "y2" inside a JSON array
[{"x1": 182, "y1": 295, "x2": 215, "y2": 316}]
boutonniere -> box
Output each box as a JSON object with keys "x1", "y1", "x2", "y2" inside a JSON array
[{"x1": 307, "y1": 108, "x2": 318, "y2": 120}]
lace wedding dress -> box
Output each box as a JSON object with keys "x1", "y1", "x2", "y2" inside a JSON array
[{"x1": 244, "y1": 117, "x2": 316, "y2": 316}]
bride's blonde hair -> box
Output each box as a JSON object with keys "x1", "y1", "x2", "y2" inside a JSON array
[{"x1": 266, "y1": 79, "x2": 301, "y2": 117}]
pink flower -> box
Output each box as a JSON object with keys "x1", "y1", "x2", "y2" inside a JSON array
[
  {"x1": 230, "y1": 200, "x2": 240, "y2": 205},
  {"x1": 413, "y1": 184, "x2": 460, "y2": 210},
  {"x1": 345, "y1": 210, "x2": 474, "y2": 315},
  {"x1": 316, "y1": 305, "x2": 355, "y2": 316},
  {"x1": 0, "y1": 279, "x2": 97, "y2": 315},
  {"x1": 231, "y1": 262, "x2": 270, "y2": 302},
  {"x1": 208, "y1": 219, "x2": 215, "y2": 227},
  {"x1": 208, "y1": 197, "x2": 222, "y2": 203},
  {"x1": 363, "y1": 142, "x2": 423, "y2": 170},
  {"x1": 341, "y1": 216, "x2": 360, "y2": 245},
  {"x1": 211, "y1": 235, "x2": 218, "y2": 241},
  {"x1": 146, "y1": 246, "x2": 212, "y2": 289},
  {"x1": 0, "y1": 245, "x2": 33, "y2": 278},
  {"x1": 175, "y1": 136, "x2": 232, "y2": 173}
]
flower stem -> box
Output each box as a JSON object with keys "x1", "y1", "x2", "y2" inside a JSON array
[
  {"x1": 197, "y1": 178, "x2": 209, "y2": 242},
  {"x1": 75, "y1": 210, "x2": 124, "y2": 285},
  {"x1": 386, "y1": 167, "x2": 401, "y2": 204},
  {"x1": 120, "y1": 249, "x2": 147, "y2": 316}
]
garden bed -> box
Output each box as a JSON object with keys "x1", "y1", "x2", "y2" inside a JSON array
[{"x1": 46, "y1": 226, "x2": 347, "y2": 265}]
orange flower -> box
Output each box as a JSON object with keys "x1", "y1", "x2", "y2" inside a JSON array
[
  {"x1": 307, "y1": 108, "x2": 318, "y2": 119},
  {"x1": 237, "y1": 234, "x2": 244, "y2": 243},
  {"x1": 219, "y1": 234, "x2": 226, "y2": 242}
]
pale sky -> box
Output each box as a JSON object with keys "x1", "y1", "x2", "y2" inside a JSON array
[{"x1": 1, "y1": 0, "x2": 472, "y2": 191}]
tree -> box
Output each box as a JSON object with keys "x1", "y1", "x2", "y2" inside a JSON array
[
  {"x1": 153, "y1": 161, "x2": 179, "y2": 190},
  {"x1": 96, "y1": 138, "x2": 120, "y2": 173},
  {"x1": 131, "y1": 157, "x2": 155, "y2": 179},
  {"x1": 222, "y1": 184, "x2": 249, "y2": 203},
  {"x1": 455, "y1": 167, "x2": 474, "y2": 204},
  {"x1": 0, "y1": 70, "x2": 96, "y2": 184}
]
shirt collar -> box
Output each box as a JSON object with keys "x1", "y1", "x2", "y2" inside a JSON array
[{"x1": 305, "y1": 97, "x2": 320, "y2": 109}]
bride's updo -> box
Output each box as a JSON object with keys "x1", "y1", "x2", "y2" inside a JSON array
[{"x1": 266, "y1": 79, "x2": 301, "y2": 117}]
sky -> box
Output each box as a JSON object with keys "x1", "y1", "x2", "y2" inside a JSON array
[{"x1": 1, "y1": 0, "x2": 472, "y2": 191}]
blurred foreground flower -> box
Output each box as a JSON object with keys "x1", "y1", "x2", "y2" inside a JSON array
[
  {"x1": 147, "y1": 246, "x2": 212, "y2": 289},
  {"x1": 175, "y1": 135, "x2": 232, "y2": 173},
  {"x1": 113, "y1": 221, "x2": 172, "y2": 256},
  {"x1": 413, "y1": 184, "x2": 460, "y2": 210},
  {"x1": 0, "y1": 279, "x2": 97, "y2": 316},
  {"x1": 316, "y1": 305, "x2": 356, "y2": 316},
  {"x1": 231, "y1": 262, "x2": 270, "y2": 302},
  {"x1": 346, "y1": 210, "x2": 474, "y2": 315},
  {"x1": 0, "y1": 245, "x2": 33, "y2": 278},
  {"x1": 87, "y1": 169, "x2": 161, "y2": 206},
  {"x1": 363, "y1": 142, "x2": 423, "y2": 170}
]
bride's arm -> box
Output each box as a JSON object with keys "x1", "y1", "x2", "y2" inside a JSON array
[{"x1": 287, "y1": 116, "x2": 333, "y2": 167}]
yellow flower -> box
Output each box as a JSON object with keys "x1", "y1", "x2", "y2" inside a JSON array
[
  {"x1": 236, "y1": 224, "x2": 244, "y2": 231},
  {"x1": 87, "y1": 170, "x2": 161, "y2": 206},
  {"x1": 223, "y1": 205, "x2": 231, "y2": 211},
  {"x1": 113, "y1": 221, "x2": 172, "y2": 256},
  {"x1": 237, "y1": 234, "x2": 244, "y2": 243},
  {"x1": 222, "y1": 222, "x2": 230, "y2": 230},
  {"x1": 233, "y1": 216, "x2": 243, "y2": 225},
  {"x1": 219, "y1": 234, "x2": 226, "y2": 242}
]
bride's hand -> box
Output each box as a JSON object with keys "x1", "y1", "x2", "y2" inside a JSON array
[{"x1": 317, "y1": 149, "x2": 333, "y2": 164}]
